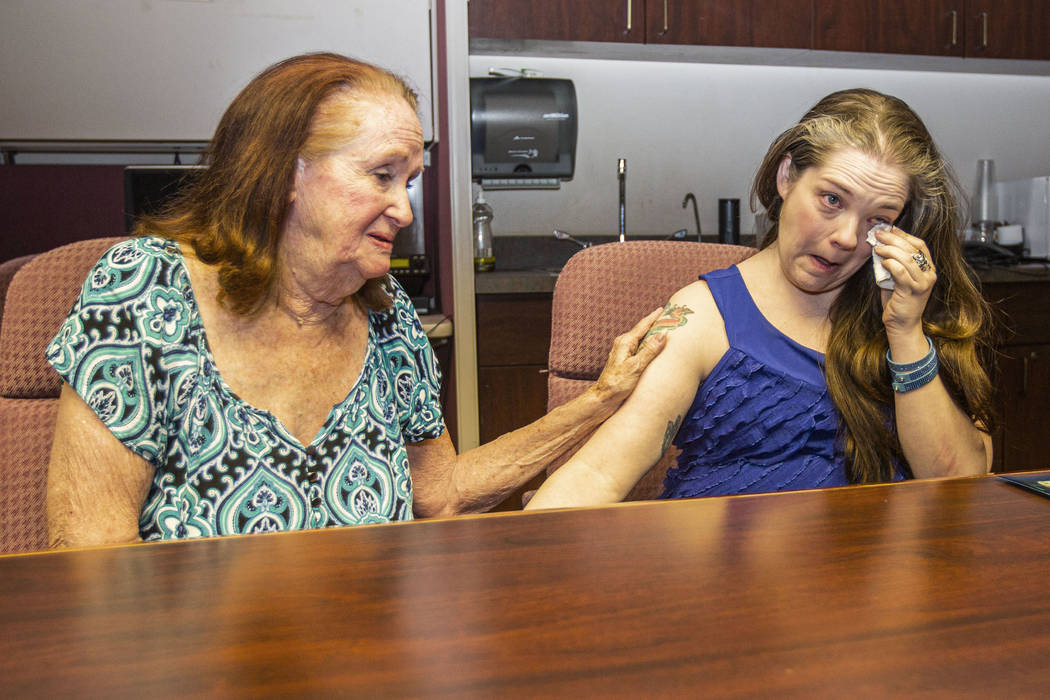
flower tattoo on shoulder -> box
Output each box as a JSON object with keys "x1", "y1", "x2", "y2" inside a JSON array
[{"x1": 644, "y1": 303, "x2": 694, "y2": 338}]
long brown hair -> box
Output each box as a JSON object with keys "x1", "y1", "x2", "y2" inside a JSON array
[
  {"x1": 750, "y1": 88, "x2": 996, "y2": 483},
  {"x1": 134, "y1": 52, "x2": 419, "y2": 314}
]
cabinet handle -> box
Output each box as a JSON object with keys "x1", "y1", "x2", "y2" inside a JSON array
[
  {"x1": 978, "y1": 11, "x2": 989, "y2": 50},
  {"x1": 624, "y1": 0, "x2": 632, "y2": 34},
  {"x1": 948, "y1": 10, "x2": 958, "y2": 48},
  {"x1": 658, "y1": 0, "x2": 669, "y2": 36},
  {"x1": 1022, "y1": 351, "x2": 1037, "y2": 395}
]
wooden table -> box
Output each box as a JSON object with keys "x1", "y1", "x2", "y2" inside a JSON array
[{"x1": 2, "y1": 474, "x2": 1049, "y2": 698}]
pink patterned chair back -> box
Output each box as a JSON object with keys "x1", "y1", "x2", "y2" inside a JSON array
[
  {"x1": 547, "y1": 240, "x2": 756, "y2": 500},
  {"x1": 0, "y1": 254, "x2": 37, "y2": 334},
  {"x1": 0, "y1": 237, "x2": 126, "y2": 554}
]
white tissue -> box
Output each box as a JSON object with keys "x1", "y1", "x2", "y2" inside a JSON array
[{"x1": 867, "y1": 223, "x2": 894, "y2": 290}]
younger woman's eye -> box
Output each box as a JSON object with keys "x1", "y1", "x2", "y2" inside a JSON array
[{"x1": 822, "y1": 193, "x2": 841, "y2": 208}]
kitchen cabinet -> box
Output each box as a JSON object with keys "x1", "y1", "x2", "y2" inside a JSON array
[
  {"x1": 966, "y1": 1, "x2": 1050, "y2": 60},
  {"x1": 995, "y1": 344, "x2": 1050, "y2": 471},
  {"x1": 983, "y1": 278, "x2": 1050, "y2": 473},
  {"x1": 471, "y1": 0, "x2": 1050, "y2": 61},
  {"x1": 645, "y1": 0, "x2": 813, "y2": 49},
  {"x1": 469, "y1": 0, "x2": 810, "y2": 49},
  {"x1": 467, "y1": 0, "x2": 644, "y2": 43},
  {"x1": 476, "y1": 293, "x2": 552, "y2": 509},
  {"x1": 814, "y1": 1, "x2": 965, "y2": 57},
  {"x1": 814, "y1": 1, "x2": 1050, "y2": 60}
]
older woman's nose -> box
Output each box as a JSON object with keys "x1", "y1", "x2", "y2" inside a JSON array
[{"x1": 388, "y1": 187, "x2": 414, "y2": 227}]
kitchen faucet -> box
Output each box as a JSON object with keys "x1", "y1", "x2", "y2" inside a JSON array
[
  {"x1": 682, "y1": 192, "x2": 701, "y2": 240},
  {"x1": 553, "y1": 229, "x2": 592, "y2": 250},
  {"x1": 618, "y1": 158, "x2": 627, "y2": 242}
]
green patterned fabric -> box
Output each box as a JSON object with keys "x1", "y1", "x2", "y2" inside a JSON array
[{"x1": 47, "y1": 237, "x2": 444, "y2": 540}]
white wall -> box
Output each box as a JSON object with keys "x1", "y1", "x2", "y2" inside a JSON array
[
  {"x1": 469, "y1": 56, "x2": 1050, "y2": 239},
  {"x1": 0, "y1": 0, "x2": 434, "y2": 143}
]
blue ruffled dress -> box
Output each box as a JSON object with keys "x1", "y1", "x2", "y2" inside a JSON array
[{"x1": 661, "y1": 266, "x2": 851, "y2": 499}]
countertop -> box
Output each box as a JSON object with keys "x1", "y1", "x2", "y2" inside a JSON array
[
  {"x1": 475, "y1": 268, "x2": 561, "y2": 295},
  {"x1": 474, "y1": 236, "x2": 1050, "y2": 295},
  {"x1": 475, "y1": 234, "x2": 760, "y2": 295},
  {"x1": 419, "y1": 313, "x2": 453, "y2": 339},
  {"x1": 972, "y1": 262, "x2": 1050, "y2": 283}
]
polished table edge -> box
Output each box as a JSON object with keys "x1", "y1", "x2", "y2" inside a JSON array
[
  {"x1": 5, "y1": 470, "x2": 1044, "y2": 560},
  {"x1": 3, "y1": 470, "x2": 1049, "y2": 698}
]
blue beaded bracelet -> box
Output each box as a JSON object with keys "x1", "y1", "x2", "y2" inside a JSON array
[{"x1": 887, "y1": 336, "x2": 938, "y2": 393}]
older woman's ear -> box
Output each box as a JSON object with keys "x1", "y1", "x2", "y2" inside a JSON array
[
  {"x1": 775, "y1": 154, "x2": 794, "y2": 199},
  {"x1": 288, "y1": 157, "x2": 306, "y2": 203}
]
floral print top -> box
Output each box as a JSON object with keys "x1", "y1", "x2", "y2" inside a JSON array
[{"x1": 47, "y1": 237, "x2": 444, "y2": 540}]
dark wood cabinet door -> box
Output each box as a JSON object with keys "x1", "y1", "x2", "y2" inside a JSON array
[
  {"x1": 996, "y1": 344, "x2": 1050, "y2": 472},
  {"x1": 476, "y1": 293, "x2": 553, "y2": 441},
  {"x1": 646, "y1": 0, "x2": 811, "y2": 48},
  {"x1": 813, "y1": 0, "x2": 868, "y2": 52},
  {"x1": 967, "y1": 1, "x2": 1050, "y2": 60},
  {"x1": 478, "y1": 365, "x2": 550, "y2": 511},
  {"x1": 476, "y1": 293, "x2": 554, "y2": 509},
  {"x1": 475, "y1": 295, "x2": 552, "y2": 366},
  {"x1": 815, "y1": 0, "x2": 965, "y2": 56},
  {"x1": 468, "y1": 0, "x2": 645, "y2": 43},
  {"x1": 751, "y1": 0, "x2": 814, "y2": 49},
  {"x1": 646, "y1": 0, "x2": 750, "y2": 46},
  {"x1": 478, "y1": 365, "x2": 550, "y2": 444}
]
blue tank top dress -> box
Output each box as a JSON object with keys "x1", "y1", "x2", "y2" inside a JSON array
[{"x1": 661, "y1": 266, "x2": 851, "y2": 499}]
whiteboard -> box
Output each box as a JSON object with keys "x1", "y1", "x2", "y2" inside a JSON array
[{"x1": 0, "y1": 0, "x2": 434, "y2": 143}]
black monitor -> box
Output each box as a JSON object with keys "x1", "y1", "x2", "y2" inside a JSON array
[{"x1": 123, "y1": 165, "x2": 205, "y2": 233}]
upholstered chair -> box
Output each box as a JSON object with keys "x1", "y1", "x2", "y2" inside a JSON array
[
  {"x1": 545, "y1": 240, "x2": 757, "y2": 501},
  {"x1": 0, "y1": 237, "x2": 125, "y2": 554}
]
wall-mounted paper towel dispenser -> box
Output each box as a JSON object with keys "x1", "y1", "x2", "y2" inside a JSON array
[{"x1": 469, "y1": 78, "x2": 577, "y2": 190}]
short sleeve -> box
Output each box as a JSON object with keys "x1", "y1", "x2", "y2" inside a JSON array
[
  {"x1": 373, "y1": 278, "x2": 445, "y2": 443},
  {"x1": 45, "y1": 238, "x2": 197, "y2": 466}
]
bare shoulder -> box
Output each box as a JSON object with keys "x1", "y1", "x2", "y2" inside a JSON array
[
  {"x1": 655, "y1": 279, "x2": 724, "y2": 340},
  {"x1": 648, "y1": 278, "x2": 728, "y2": 379}
]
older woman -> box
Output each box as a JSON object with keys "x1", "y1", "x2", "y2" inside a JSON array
[
  {"x1": 45, "y1": 53, "x2": 665, "y2": 547},
  {"x1": 527, "y1": 88, "x2": 996, "y2": 509}
]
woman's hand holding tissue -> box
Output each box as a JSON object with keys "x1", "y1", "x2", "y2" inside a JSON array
[{"x1": 866, "y1": 223, "x2": 937, "y2": 338}]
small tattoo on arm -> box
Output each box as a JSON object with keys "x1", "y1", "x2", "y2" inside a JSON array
[
  {"x1": 661, "y1": 414, "x2": 684, "y2": 453},
  {"x1": 645, "y1": 303, "x2": 694, "y2": 338}
]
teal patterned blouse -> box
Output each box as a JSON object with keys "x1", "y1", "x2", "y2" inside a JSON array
[{"x1": 47, "y1": 237, "x2": 444, "y2": 540}]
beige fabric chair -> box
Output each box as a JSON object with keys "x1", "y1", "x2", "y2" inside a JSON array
[
  {"x1": 546, "y1": 240, "x2": 757, "y2": 501},
  {"x1": 0, "y1": 237, "x2": 126, "y2": 554}
]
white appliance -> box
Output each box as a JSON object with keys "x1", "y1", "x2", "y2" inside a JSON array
[{"x1": 998, "y1": 176, "x2": 1050, "y2": 259}]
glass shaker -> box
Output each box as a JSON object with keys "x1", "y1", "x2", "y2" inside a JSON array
[{"x1": 473, "y1": 190, "x2": 495, "y2": 272}]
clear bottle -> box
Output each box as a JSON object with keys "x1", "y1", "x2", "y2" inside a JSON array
[{"x1": 472, "y1": 190, "x2": 495, "y2": 272}]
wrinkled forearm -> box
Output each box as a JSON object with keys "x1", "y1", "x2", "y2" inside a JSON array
[
  {"x1": 47, "y1": 384, "x2": 151, "y2": 549},
  {"x1": 427, "y1": 385, "x2": 624, "y2": 516}
]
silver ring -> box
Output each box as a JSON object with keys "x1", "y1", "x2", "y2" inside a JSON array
[{"x1": 912, "y1": 252, "x2": 931, "y2": 272}]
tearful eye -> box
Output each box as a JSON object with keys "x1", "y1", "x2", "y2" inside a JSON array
[{"x1": 823, "y1": 193, "x2": 841, "y2": 207}]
